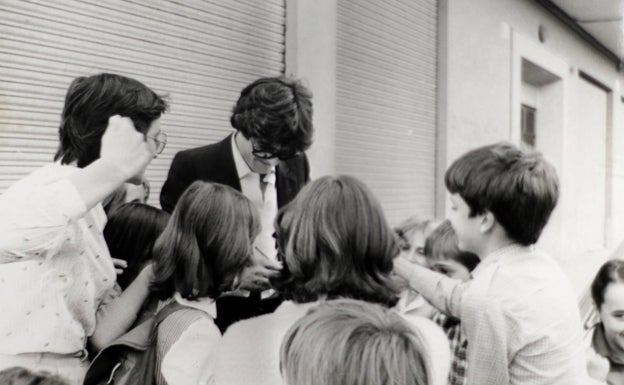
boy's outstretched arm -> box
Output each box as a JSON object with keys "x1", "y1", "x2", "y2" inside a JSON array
[{"x1": 393, "y1": 256, "x2": 464, "y2": 318}]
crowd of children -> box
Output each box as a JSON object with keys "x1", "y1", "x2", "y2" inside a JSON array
[{"x1": 0, "y1": 72, "x2": 617, "y2": 385}]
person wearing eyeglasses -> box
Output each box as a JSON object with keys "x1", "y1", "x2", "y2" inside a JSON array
[
  {"x1": 160, "y1": 76, "x2": 314, "y2": 331},
  {"x1": 0, "y1": 73, "x2": 168, "y2": 383}
]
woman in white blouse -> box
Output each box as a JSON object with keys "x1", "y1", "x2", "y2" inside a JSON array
[
  {"x1": 149, "y1": 181, "x2": 260, "y2": 385},
  {"x1": 0, "y1": 73, "x2": 168, "y2": 384}
]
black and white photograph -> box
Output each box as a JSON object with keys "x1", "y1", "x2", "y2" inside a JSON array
[{"x1": 0, "y1": 0, "x2": 623, "y2": 384}]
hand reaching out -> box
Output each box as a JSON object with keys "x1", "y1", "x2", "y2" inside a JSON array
[
  {"x1": 111, "y1": 258, "x2": 128, "y2": 275},
  {"x1": 234, "y1": 252, "x2": 283, "y2": 292}
]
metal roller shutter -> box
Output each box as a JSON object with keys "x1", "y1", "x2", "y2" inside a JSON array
[
  {"x1": 0, "y1": 0, "x2": 285, "y2": 205},
  {"x1": 336, "y1": 0, "x2": 437, "y2": 225}
]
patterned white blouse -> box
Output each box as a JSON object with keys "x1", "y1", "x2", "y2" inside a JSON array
[{"x1": 0, "y1": 163, "x2": 116, "y2": 355}]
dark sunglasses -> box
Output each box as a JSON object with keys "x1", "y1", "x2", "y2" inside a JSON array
[{"x1": 251, "y1": 143, "x2": 301, "y2": 161}]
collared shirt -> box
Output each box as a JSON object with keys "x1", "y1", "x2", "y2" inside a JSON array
[
  {"x1": 399, "y1": 244, "x2": 588, "y2": 384},
  {"x1": 159, "y1": 293, "x2": 220, "y2": 385},
  {"x1": 433, "y1": 311, "x2": 467, "y2": 385},
  {"x1": 231, "y1": 134, "x2": 265, "y2": 210},
  {"x1": 231, "y1": 134, "x2": 278, "y2": 298},
  {"x1": 0, "y1": 163, "x2": 116, "y2": 355},
  {"x1": 231, "y1": 136, "x2": 277, "y2": 238}
]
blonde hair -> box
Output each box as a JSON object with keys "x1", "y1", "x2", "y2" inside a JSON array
[
  {"x1": 394, "y1": 215, "x2": 439, "y2": 254},
  {"x1": 280, "y1": 299, "x2": 430, "y2": 385}
]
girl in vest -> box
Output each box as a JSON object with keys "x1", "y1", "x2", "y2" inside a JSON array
[{"x1": 150, "y1": 181, "x2": 260, "y2": 385}]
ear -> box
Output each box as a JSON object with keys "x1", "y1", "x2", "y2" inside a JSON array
[{"x1": 479, "y1": 211, "x2": 496, "y2": 234}]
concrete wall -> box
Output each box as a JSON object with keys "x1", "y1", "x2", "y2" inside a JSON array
[{"x1": 441, "y1": 0, "x2": 624, "y2": 292}]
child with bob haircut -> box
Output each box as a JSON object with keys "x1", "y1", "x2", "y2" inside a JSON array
[
  {"x1": 394, "y1": 142, "x2": 588, "y2": 384},
  {"x1": 103, "y1": 202, "x2": 170, "y2": 290},
  {"x1": 149, "y1": 181, "x2": 260, "y2": 385},
  {"x1": 215, "y1": 175, "x2": 450, "y2": 385},
  {"x1": 279, "y1": 299, "x2": 435, "y2": 385}
]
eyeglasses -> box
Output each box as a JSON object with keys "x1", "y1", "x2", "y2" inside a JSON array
[
  {"x1": 251, "y1": 142, "x2": 301, "y2": 161},
  {"x1": 146, "y1": 132, "x2": 167, "y2": 155}
]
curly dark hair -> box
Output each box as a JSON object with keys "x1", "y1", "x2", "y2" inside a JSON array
[{"x1": 230, "y1": 76, "x2": 313, "y2": 158}]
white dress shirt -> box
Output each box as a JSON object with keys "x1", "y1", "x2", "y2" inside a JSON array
[{"x1": 230, "y1": 135, "x2": 278, "y2": 254}]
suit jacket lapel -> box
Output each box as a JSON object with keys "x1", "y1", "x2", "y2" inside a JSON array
[
  {"x1": 276, "y1": 160, "x2": 296, "y2": 208},
  {"x1": 215, "y1": 134, "x2": 242, "y2": 191}
]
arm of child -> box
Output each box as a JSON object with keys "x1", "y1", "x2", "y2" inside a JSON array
[
  {"x1": 89, "y1": 264, "x2": 154, "y2": 351},
  {"x1": 394, "y1": 255, "x2": 464, "y2": 318},
  {"x1": 68, "y1": 115, "x2": 154, "y2": 210},
  {"x1": 0, "y1": 116, "x2": 153, "y2": 262}
]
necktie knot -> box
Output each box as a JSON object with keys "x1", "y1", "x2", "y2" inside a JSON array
[{"x1": 262, "y1": 170, "x2": 276, "y2": 185}]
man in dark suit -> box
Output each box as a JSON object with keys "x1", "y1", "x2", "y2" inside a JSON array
[{"x1": 160, "y1": 76, "x2": 313, "y2": 331}]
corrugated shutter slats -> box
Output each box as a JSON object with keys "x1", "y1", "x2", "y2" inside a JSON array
[
  {"x1": 336, "y1": 0, "x2": 437, "y2": 225},
  {"x1": 0, "y1": 0, "x2": 285, "y2": 202}
]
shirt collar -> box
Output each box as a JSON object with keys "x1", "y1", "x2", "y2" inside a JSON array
[
  {"x1": 173, "y1": 292, "x2": 217, "y2": 318},
  {"x1": 231, "y1": 133, "x2": 253, "y2": 179},
  {"x1": 471, "y1": 243, "x2": 533, "y2": 277}
]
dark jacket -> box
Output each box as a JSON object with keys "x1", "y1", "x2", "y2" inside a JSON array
[{"x1": 160, "y1": 134, "x2": 310, "y2": 213}]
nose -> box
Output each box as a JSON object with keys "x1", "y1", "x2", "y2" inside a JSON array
[{"x1": 267, "y1": 158, "x2": 280, "y2": 166}]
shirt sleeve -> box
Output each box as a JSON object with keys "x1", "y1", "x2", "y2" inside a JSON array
[
  {"x1": 161, "y1": 318, "x2": 221, "y2": 385},
  {"x1": 394, "y1": 257, "x2": 465, "y2": 318},
  {"x1": 0, "y1": 178, "x2": 88, "y2": 262}
]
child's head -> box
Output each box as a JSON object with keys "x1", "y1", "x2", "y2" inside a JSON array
[
  {"x1": 280, "y1": 299, "x2": 430, "y2": 385},
  {"x1": 273, "y1": 175, "x2": 400, "y2": 307},
  {"x1": 103, "y1": 202, "x2": 170, "y2": 289},
  {"x1": 445, "y1": 142, "x2": 558, "y2": 250},
  {"x1": 151, "y1": 181, "x2": 260, "y2": 301},
  {"x1": 394, "y1": 216, "x2": 438, "y2": 262},
  {"x1": 55, "y1": 73, "x2": 168, "y2": 168},
  {"x1": 0, "y1": 367, "x2": 69, "y2": 385},
  {"x1": 591, "y1": 259, "x2": 624, "y2": 354},
  {"x1": 424, "y1": 220, "x2": 479, "y2": 282}
]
